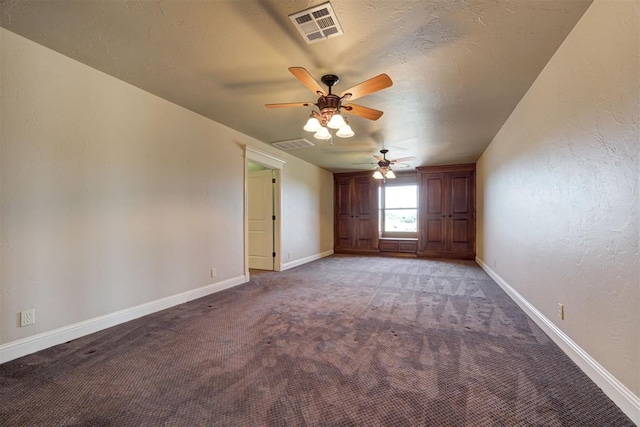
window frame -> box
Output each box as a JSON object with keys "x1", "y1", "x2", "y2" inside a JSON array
[{"x1": 378, "y1": 173, "x2": 418, "y2": 238}]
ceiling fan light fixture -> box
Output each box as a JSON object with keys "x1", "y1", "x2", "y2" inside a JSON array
[
  {"x1": 373, "y1": 170, "x2": 384, "y2": 180},
  {"x1": 327, "y1": 113, "x2": 346, "y2": 129},
  {"x1": 267, "y1": 67, "x2": 393, "y2": 145},
  {"x1": 314, "y1": 126, "x2": 332, "y2": 140},
  {"x1": 303, "y1": 116, "x2": 322, "y2": 132},
  {"x1": 386, "y1": 169, "x2": 396, "y2": 179},
  {"x1": 336, "y1": 124, "x2": 354, "y2": 138}
]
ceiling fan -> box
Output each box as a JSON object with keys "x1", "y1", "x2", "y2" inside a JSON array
[
  {"x1": 265, "y1": 67, "x2": 393, "y2": 139},
  {"x1": 355, "y1": 149, "x2": 416, "y2": 180}
]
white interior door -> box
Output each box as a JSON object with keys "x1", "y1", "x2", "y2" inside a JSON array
[{"x1": 248, "y1": 169, "x2": 274, "y2": 270}]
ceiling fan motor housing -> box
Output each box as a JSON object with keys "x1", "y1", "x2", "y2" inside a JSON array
[{"x1": 317, "y1": 94, "x2": 341, "y2": 113}]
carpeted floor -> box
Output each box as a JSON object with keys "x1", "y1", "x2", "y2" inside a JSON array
[{"x1": 0, "y1": 255, "x2": 634, "y2": 426}]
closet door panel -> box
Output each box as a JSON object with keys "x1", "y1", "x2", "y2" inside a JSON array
[
  {"x1": 420, "y1": 173, "x2": 447, "y2": 252},
  {"x1": 333, "y1": 172, "x2": 379, "y2": 253},
  {"x1": 417, "y1": 165, "x2": 475, "y2": 259}
]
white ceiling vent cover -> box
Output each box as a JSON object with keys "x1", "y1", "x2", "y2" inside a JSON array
[
  {"x1": 289, "y1": 2, "x2": 344, "y2": 44},
  {"x1": 272, "y1": 138, "x2": 315, "y2": 150}
]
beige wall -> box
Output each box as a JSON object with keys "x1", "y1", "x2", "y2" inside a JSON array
[
  {"x1": 477, "y1": 0, "x2": 639, "y2": 398},
  {"x1": 283, "y1": 160, "x2": 334, "y2": 261},
  {"x1": 0, "y1": 28, "x2": 333, "y2": 347}
]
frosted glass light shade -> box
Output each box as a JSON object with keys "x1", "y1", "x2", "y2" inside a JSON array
[
  {"x1": 314, "y1": 126, "x2": 331, "y2": 140},
  {"x1": 327, "y1": 114, "x2": 346, "y2": 129},
  {"x1": 373, "y1": 170, "x2": 384, "y2": 179},
  {"x1": 386, "y1": 169, "x2": 396, "y2": 179},
  {"x1": 336, "y1": 125, "x2": 354, "y2": 138},
  {"x1": 303, "y1": 117, "x2": 322, "y2": 132}
]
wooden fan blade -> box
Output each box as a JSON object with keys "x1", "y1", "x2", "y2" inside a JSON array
[
  {"x1": 390, "y1": 156, "x2": 416, "y2": 163},
  {"x1": 393, "y1": 163, "x2": 411, "y2": 168},
  {"x1": 265, "y1": 102, "x2": 313, "y2": 109},
  {"x1": 343, "y1": 103, "x2": 384, "y2": 121},
  {"x1": 353, "y1": 162, "x2": 377, "y2": 165},
  {"x1": 340, "y1": 74, "x2": 393, "y2": 101},
  {"x1": 289, "y1": 67, "x2": 327, "y2": 96},
  {"x1": 373, "y1": 155, "x2": 384, "y2": 161}
]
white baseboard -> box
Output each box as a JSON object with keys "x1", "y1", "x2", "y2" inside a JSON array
[
  {"x1": 0, "y1": 275, "x2": 248, "y2": 364},
  {"x1": 281, "y1": 249, "x2": 334, "y2": 271},
  {"x1": 476, "y1": 256, "x2": 640, "y2": 425}
]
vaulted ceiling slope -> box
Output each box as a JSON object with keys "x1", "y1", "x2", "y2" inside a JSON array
[{"x1": 0, "y1": 0, "x2": 593, "y2": 172}]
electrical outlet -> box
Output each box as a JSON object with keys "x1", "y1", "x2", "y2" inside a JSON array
[
  {"x1": 557, "y1": 303, "x2": 565, "y2": 320},
  {"x1": 20, "y1": 309, "x2": 36, "y2": 327},
  {"x1": 211, "y1": 268, "x2": 217, "y2": 278}
]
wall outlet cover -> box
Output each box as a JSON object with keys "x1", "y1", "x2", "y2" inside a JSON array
[{"x1": 20, "y1": 309, "x2": 36, "y2": 327}]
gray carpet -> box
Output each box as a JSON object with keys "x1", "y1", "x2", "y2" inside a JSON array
[{"x1": 0, "y1": 255, "x2": 634, "y2": 426}]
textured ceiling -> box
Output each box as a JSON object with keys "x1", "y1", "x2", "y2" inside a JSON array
[{"x1": 0, "y1": 0, "x2": 593, "y2": 172}]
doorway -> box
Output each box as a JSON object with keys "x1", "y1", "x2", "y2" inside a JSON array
[
  {"x1": 248, "y1": 165, "x2": 274, "y2": 270},
  {"x1": 244, "y1": 146, "x2": 285, "y2": 277}
]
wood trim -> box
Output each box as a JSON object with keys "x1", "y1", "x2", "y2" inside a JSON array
[
  {"x1": 416, "y1": 163, "x2": 475, "y2": 174},
  {"x1": 333, "y1": 170, "x2": 380, "y2": 179},
  {"x1": 334, "y1": 248, "x2": 380, "y2": 254},
  {"x1": 379, "y1": 238, "x2": 418, "y2": 254},
  {"x1": 379, "y1": 252, "x2": 418, "y2": 258},
  {"x1": 417, "y1": 250, "x2": 475, "y2": 260},
  {"x1": 398, "y1": 241, "x2": 418, "y2": 253},
  {"x1": 382, "y1": 171, "x2": 418, "y2": 186},
  {"x1": 379, "y1": 237, "x2": 418, "y2": 241}
]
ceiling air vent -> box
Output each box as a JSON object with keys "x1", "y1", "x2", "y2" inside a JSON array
[
  {"x1": 272, "y1": 138, "x2": 315, "y2": 151},
  {"x1": 289, "y1": 1, "x2": 344, "y2": 44}
]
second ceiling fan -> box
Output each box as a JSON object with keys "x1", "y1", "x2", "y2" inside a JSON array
[
  {"x1": 354, "y1": 149, "x2": 416, "y2": 180},
  {"x1": 265, "y1": 67, "x2": 393, "y2": 139}
]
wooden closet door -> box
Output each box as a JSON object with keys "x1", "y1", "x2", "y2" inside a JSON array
[
  {"x1": 333, "y1": 173, "x2": 378, "y2": 252},
  {"x1": 417, "y1": 164, "x2": 475, "y2": 259},
  {"x1": 352, "y1": 176, "x2": 376, "y2": 249},
  {"x1": 447, "y1": 171, "x2": 475, "y2": 253},
  {"x1": 420, "y1": 172, "x2": 447, "y2": 252},
  {"x1": 334, "y1": 177, "x2": 354, "y2": 249}
]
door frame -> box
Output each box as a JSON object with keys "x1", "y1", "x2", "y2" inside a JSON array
[{"x1": 244, "y1": 146, "x2": 285, "y2": 278}]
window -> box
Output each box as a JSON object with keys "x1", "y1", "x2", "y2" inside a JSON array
[{"x1": 379, "y1": 179, "x2": 418, "y2": 237}]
